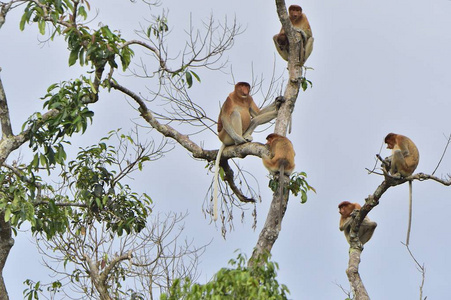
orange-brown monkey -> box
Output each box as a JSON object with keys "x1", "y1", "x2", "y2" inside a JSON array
[
  {"x1": 384, "y1": 133, "x2": 419, "y2": 177},
  {"x1": 212, "y1": 83, "x2": 283, "y2": 221},
  {"x1": 273, "y1": 5, "x2": 314, "y2": 64},
  {"x1": 262, "y1": 133, "x2": 295, "y2": 229},
  {"x1": 262, "y1": 133, "x2": 295, "y2": 175},
  {"x1": 384, "y1": 133, "x2": 419, "y2": 246},
  {"x1": 338, "y1": 201, "x2": 377, "y2": 245}
]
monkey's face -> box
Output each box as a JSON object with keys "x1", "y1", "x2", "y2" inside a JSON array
[
  {"x1": 237, "y1": 85, "x2": 250, "y2": 98},
  {"x1": 338, "y1": 206, "x2": 346, "y2": 216},
  {"x1": 386, "y1": 142, "x2": 394, "y2": 149},
  {"x1": 338, "y1": 201, "x2": 357, "y2": 217},
  {"x1": 289, "y1": 9, "x2": 302, "y2": 21}
]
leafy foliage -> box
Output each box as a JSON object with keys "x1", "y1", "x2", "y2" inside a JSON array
[
  {"x1": 0, "y1": 131, "x2": 152, "y2": 238},
  {"x1": 268, "y1": 171, "x2": 316, "y2": 203},
  {"x1": 64, "y1": 131, "x2": 152, "y2": 235},
  {"x1": 24, "y1": 78, "x2": 95, "y2": 170},
  {"x1": 20, "y1": 0, "x2": 133, "y2": 72},
  {"x1": 161, "y1": 252, "x2": 289, "y2": 300},
  {"x1": 65, "y1": 24, "x2": 134, "y2": 71}
]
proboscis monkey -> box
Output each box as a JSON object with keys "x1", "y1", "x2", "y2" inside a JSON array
[
  {"x1": 262, "y1": 133, "x2": 295, "y2": 229},
  {"x1": 338, "y1": 201, "x2": 377, "y2": 245},
  {"x1": 384, "y1": 133, "x2": 419, "y2": 246},
  {"x1": 212, "y1": 82, "x2": 283, "y2": 221},
  {"x1": 273, "y1": 4, "x2": 314, "y2": 65}
]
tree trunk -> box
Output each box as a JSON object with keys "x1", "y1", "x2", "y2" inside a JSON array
[
  {"x1": 250, "y1": 191, "x2": 288, "y2": 264},
  {"x1": 0, "y1": 211, "x2": 14, "y2": 300},
  {"x1": 346, "y1": 249, "x2": 370, "y2": 300}
]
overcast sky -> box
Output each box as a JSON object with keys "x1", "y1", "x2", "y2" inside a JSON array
[{"x1": 1, "y1": 0, "x2": 451, "y2": 299}]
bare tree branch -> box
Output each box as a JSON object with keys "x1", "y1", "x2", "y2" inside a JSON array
[
  {"x1": 431, "y1": 134, "x2": 451, "y2": 176},
  {"x1": 402, "y1": 243, "x2": 427, "y2": 300}
]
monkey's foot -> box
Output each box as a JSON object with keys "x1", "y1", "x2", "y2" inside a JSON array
[
  {"x1": 243, "y1": 135, "x2": 253, "y2": 142},
  {"x1": 275, "y1": 96, "x2": 285, "y2": 105},
  {"x1": 233, "y1": 137, "x2": 248, "y2": 145}
]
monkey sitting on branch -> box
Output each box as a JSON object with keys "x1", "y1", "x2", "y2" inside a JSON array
[
  {"x1": 273, "y1": 4, "x2": 314, "y2": 65},
  {"x1": 262, "y1": 133, "x2": 295, "y2": 230},
  {"x1": 338, "y1": 201, "x2": 377, "y2": 245},
  {"x1": 381, "y1": 133, "x2": 419, "y2": 246},
  {"x1": 212, "y1": 82, "x2": 284, "y2": 221}
]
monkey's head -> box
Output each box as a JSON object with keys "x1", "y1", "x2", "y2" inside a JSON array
[
  {"x1": 235, "y1": 82, "x2": 251, "y2": 98},
  {"x1": 289, "y1": 5, "x2": 303, "y2": 21},
  {"x1": 266, "y1": 133, "x2": 282, "y2": 145},
  {"x1": 384, "y1": 133, "x2": 397, "y2": 149},
  {"x1": 338, "y1": 201, "x2": 361, "y2": 217}
]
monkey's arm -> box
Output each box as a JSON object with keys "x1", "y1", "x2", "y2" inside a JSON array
[
  {"x1": 339, "y1": 217, "x2": 353, "y2": 231},
  {"x1": 249, "y1": 100, "x2": 261, "y2": 118},
  {"x1": 394, "y1": 143, "x2": 410, "y2": 157},
  {"x1": 243, "y1": 98, "x2": 284, "y2": 139},
  {"x1": 339, "y1": 208, "x2": 360, "y2": 231}
]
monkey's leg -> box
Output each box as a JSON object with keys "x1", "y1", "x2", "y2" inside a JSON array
[
  {"x1": 243, "y1": 108, "x2": 278, "y2": 140},
  {"x1": 391, "y1": 150, "x2": 408, "y2": 175},
  {"x1": 303, "y1": 37, "x2": 314, "y2": 63},
  {"x1": 359, "y1": 218, "x2": 377, "y2": 244},
  {"x1": 222, "y1": 110, "x2": 247, "y2": 145}
]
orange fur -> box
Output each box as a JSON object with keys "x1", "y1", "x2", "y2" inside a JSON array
[
  {"x1": 338, "y1": 201, "x2": 377, "y2": 245},
  {"x1": 217, "y1": 82, "x2": 260, "y2": 146},
  {"x1": 262, "y1": 133, "x2": 295, "y2": 175},
  {"x1": 384, "y1": 133, "x2": 419, "y2": 177},
  {"x1": 273, "y1": 5, "x2": 313, "y2": 63},
  {"x1": 213, "y1": 83, "x2": 281, "y2": 221}
]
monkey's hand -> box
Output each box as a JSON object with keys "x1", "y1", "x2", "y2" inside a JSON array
[
  {"x1": 379, "y1": 155, "x2": 391, "y2": 172},
  {"x1": 294, "y1": 28, "x2": 307, "y2": 41},
  {"x1": 275, "y1": 96, "x2": 285, "y2": 109},
  {"x1": 350, "y1": 209, "x2": 360, "y2": 218}
]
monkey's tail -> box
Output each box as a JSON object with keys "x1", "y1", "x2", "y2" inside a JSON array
[
  {"x1": 406, "y1": 180, "x2": 413, "y2": 246},
  {"x1": 212, "y1": 144, "x2": 225, "y2": 221},
  {"x1": 277, "y1": 164, "x2": 286, "y2": 231}
]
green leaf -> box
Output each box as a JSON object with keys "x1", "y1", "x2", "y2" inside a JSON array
[
  {"x1": 78, "y1": 6, "x2": 87, "y2": 19},
  {"x1": 38, "y1": 20, "x2": 45, "y2": 35},
  {"x1": 69, "y1": 49, "x2": 79, "y2": 66},
  {"x1": 185, "y1": 71, "x2": 193, "y2": 88},
  {"x1": 301, "y1": 190, "x2": 307, "y2": 203},
  {"x1": 4, "y1": 208, "x2": 11, "y2": 222},
  {"x1": 190, "y1": 70, "x2": 201, "y2": 82}
]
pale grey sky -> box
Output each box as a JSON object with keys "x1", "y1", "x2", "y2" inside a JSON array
[{"x1": 1, "y1": 0, "x2": 451, "y2": 299}]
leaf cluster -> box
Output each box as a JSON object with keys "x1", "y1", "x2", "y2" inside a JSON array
[
  {"x1": 1, "y1": 131, "x2": 152, "y2": 238},
  {"x1": 65, "y1": 134, "x2": 152, "y2": 235},
  {"x1": 20, "y1": 0, "x2": 88, "y2": 35},
  {"x1": 20, "y1": 0, "x2": 133, "y2": 72},
  {"x1": 24, "y1": 78, "x2": 94, "y2": 170},
  {"x1": 66, "y1": 25, "x2": 134, "y2": 71},
  {"x1": 268, "y1": 171, "x2": 316, "y2": 204},
  {"x1": 161, "y1": 252, "x2": 289, "y2": 300}
]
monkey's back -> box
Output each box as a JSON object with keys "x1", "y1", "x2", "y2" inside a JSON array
[
  {"x1": 405, "y1": 137, "x2": 419, "y2": 173},
  {"x1": 270, "y1": 138, "x2": 295, "y2": 175}
]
